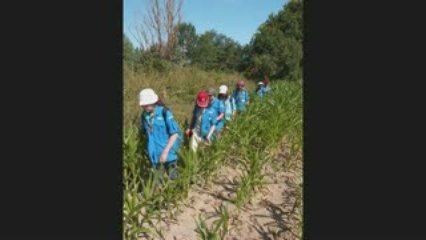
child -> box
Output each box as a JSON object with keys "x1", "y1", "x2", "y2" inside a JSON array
[
  {"x1": 185, "y1": 90, "x2": 218, "y2": 152},
  {"x1": 263, "y1": 77, "x2": 272, "y2": 93},
  {"x1": 256, "y1": 81, "x2": 266, "y2": 97},
  {"x1": 218, "y1": 85, "x2": 235, "y2": 128},
  {"x1": 207, "y1": 88, "x2": 225, "y2": 137},
  {"x1": 139, "y1": 88, "x2": 183, "y2": 180},
  {"x1": 232, "y1": 80, "x2": 250, "y2": 113}
]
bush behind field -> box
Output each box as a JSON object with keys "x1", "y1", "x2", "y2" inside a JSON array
[{"x1": 123, "y1": 64, "x2": 254, "y2": 128}]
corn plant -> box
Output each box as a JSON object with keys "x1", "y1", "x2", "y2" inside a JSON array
[
  {"x1": 195, "y1": 205, "x2": 230, "y2": 240},
  {"x1": 123, "y1": 79, "x2": 303, "y2": 239},
  {"x1": 231, "y1": 80, "x2": 302, "y2": 211},
  {"x1": 195, "y1": 215, "x2": 220, "y2": 240},
  {"x1": 216, "y1": 205, "x2": 230, "y2": 238}
]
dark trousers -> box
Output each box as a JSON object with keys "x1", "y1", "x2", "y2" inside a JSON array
[{"x1": 153, "y1": 160, "x2": 178, "y2": 183}]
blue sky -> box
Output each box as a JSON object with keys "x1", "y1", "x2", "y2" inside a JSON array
[{"x1": 123, "y1": 0, "x2": 287, "y2": 47}]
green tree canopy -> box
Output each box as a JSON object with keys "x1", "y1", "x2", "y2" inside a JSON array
[
  {"x1": 173, "y1": 22, "x2": 197, "y2": 64},
  {"x1": 247, "y1": 0, "x2": 303, "y2": 80},
  {"x1": 123, "y1": 0, "x2": 303, "y2": 79},
  {"x1": 123, "y1": 34, "x2": 135, "y2": 62},
  {"x1": 192, "y1": 30, "x2": 242, "y2": 72}
]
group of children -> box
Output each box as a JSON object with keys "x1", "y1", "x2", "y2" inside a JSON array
[{"x1": 138, "y1": 79, "x2": 272, "y2": 180}]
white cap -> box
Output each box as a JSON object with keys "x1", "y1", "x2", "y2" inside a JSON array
[
  {"x1": 139, "y1": 88, "x2": 159, "y2": 106},
  {"x1": 219, "y1": 85, "x2": 228, "y2": 94},
  {"x1": 258, "y1": 81, "x2": 264, "y2": 85}
]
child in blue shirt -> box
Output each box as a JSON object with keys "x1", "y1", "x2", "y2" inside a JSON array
[
  {"x1": 263, "y1": 78, "x2": 272, "y2": 93},
  {"x1": 207, "y1": 88, "x2": 225, "y2": 136},
  {"x1": 139, "y1": 88, "x2": 183, "y2": 180},
  {"x1": 256, "y1": 81, "x2": 266, "y2": 97},
  {"x1": 185, "y1": 90, "x2": 218, "y2": 152},
  {"x1": 218, "y1": 85, "x2": 236, "y2": 128},
  {"x1": 232, "y1": 80, "x2": 250, "y2": 113}
]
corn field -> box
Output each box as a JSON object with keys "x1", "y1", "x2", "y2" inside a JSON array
[{"x1": 123, "y1": 79, "x2": 302, "y2": 240}]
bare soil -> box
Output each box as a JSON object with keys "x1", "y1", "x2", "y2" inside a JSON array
[{"x1": 142, "y1": 141, "x2": 302, "y2": 240}]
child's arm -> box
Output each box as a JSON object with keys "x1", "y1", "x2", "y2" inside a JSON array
[
  {"x1": 232, "y1": 98, "x2": 236, "y2": 115},
  {"x1": 206, "y1": 125, "x2": 216, "y2": 144},
  {"x1": 160, "y1": 133, "x2": 178, "y2": 163},
  {"x1": 246, "y1": 90, "x2": 250, "y2": 104},
  {"x1": 216, "y1": 101, "x2": 225, "y2": 121},
  {"x1": 186, "y1": 106, "x2": 197, "y2": 136},
  {"x1": 160, "y1": 110, "x2": 180, "y2": 163},
  {"x1": 206, "y1": 111, "x2": 218, "y2": 143},
  {"x1": 188, "y1": 105, "x2": 197, "y2": 129}
]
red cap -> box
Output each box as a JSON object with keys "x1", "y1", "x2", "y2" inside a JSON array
[
  {"x1": 196, "y1": 90, "x2": 209, "y2": 107},
  {"x1": 263, "y1": 78, "x2": 270, "y2": 84},
  {"x1": 237, "y1": 80, "x2": 245, "y2": 87}
]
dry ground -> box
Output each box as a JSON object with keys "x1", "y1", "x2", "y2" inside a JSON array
[{"x1": 141, "y1": 140, "x2": 303, "y2": 240}]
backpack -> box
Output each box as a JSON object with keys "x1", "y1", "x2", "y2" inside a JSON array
[
  {"x1": 141, "y1": 106, "x2": 172, "y2": 134},
  {"x1": 156, "y1": 102, "x2": 171, "y2": 134}
]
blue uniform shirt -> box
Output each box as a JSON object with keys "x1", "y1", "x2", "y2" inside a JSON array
[
  {"x1": 190, "y1": 105, "x2": 218, "y2": 140},
  {"x1": 223, "y1": 96, "x2": 235, "y2": 121},
  {"x1": 232, "y1": 89, "x2": 250, "y2": 112},
  {"x1": 141, "y1": 105, "x2": 182, "y2": 167},
  {"x1": 256, "y1": 86, "x2": 266, "y2": 97},
  {"x1": 264, "y1": 85, "x2": 272, "y2": 93},
  {"x1": 211, "y1": 98, "x2": 225, "y2": 130}
]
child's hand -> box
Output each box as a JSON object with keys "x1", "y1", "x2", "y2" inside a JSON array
[
  {"x1": 160, "y1": 150, "x2": 169, "y2": 163},
  {"x1": 205, "y1": 136, "x2": 211, "y2": 145},
  {"x1": 185, "y1": 129, "x2": 192, "y2": 137}
]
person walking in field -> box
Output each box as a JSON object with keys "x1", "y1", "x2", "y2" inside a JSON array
[
  {"x1": 263, "y1": 77, "x2": 272, "y2": 94},
  {"x1": 256, "y1": 81, "x2": 266, "y2": 97},
  {"x1": 139, "y1": 88, "x2": 183, "y2": 180},
  {"x1": 232, "y1": 80, "x2": 250, "y2": 113},
  {"x1": 185, "y1": 90, "x2": 218, "y2": 153},
  {"x1": 218, "y1": 84, "x2": 235, "y2": 129},
  {"x1": 207, "y1": 88, "x2": 225, "y2": 137}
]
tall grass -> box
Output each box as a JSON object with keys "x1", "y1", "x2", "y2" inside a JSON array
[
  {"x1": 123, "y1": 63, "x2": 302, "y2": 239},
  {"x1": 193, "y1": 80, "x2": 302, "y2": 239},
  {"x1": 124, "y1": 64, "x2": 250, "y2": 127},
  {"x1": 231, "y1": 81, "x2": 303, "y2": 209}
]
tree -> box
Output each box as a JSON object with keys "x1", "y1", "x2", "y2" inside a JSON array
[
  {"x1": 246, "y1": 0, "x2": 303, "y2": 80},
  {"x1": 123, "y1": 34, "x2": 135, "y2": 63},
  {"x1": 173, "y1": 22, "x2": 197, "y2": 64},
  {"x1": 216, "y1": 35, "x2": 242, "y2": 72},
  {"x1": 191, "y1": 30, "x2": 219, "y2": 70},
  {"x1": 132, "y1": 0, "x2": 184, "y2": 60},
  {"x1": 191, "y1": 30, "x2": 243, "y2": 72}
]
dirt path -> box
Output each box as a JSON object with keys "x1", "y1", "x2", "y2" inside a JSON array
[
  {"x1": 144, "y1": 141, "x2": 302, "y2": 240},
  {"x1": 225, "y1": 148, "x2": 303, "y2": 240}
]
